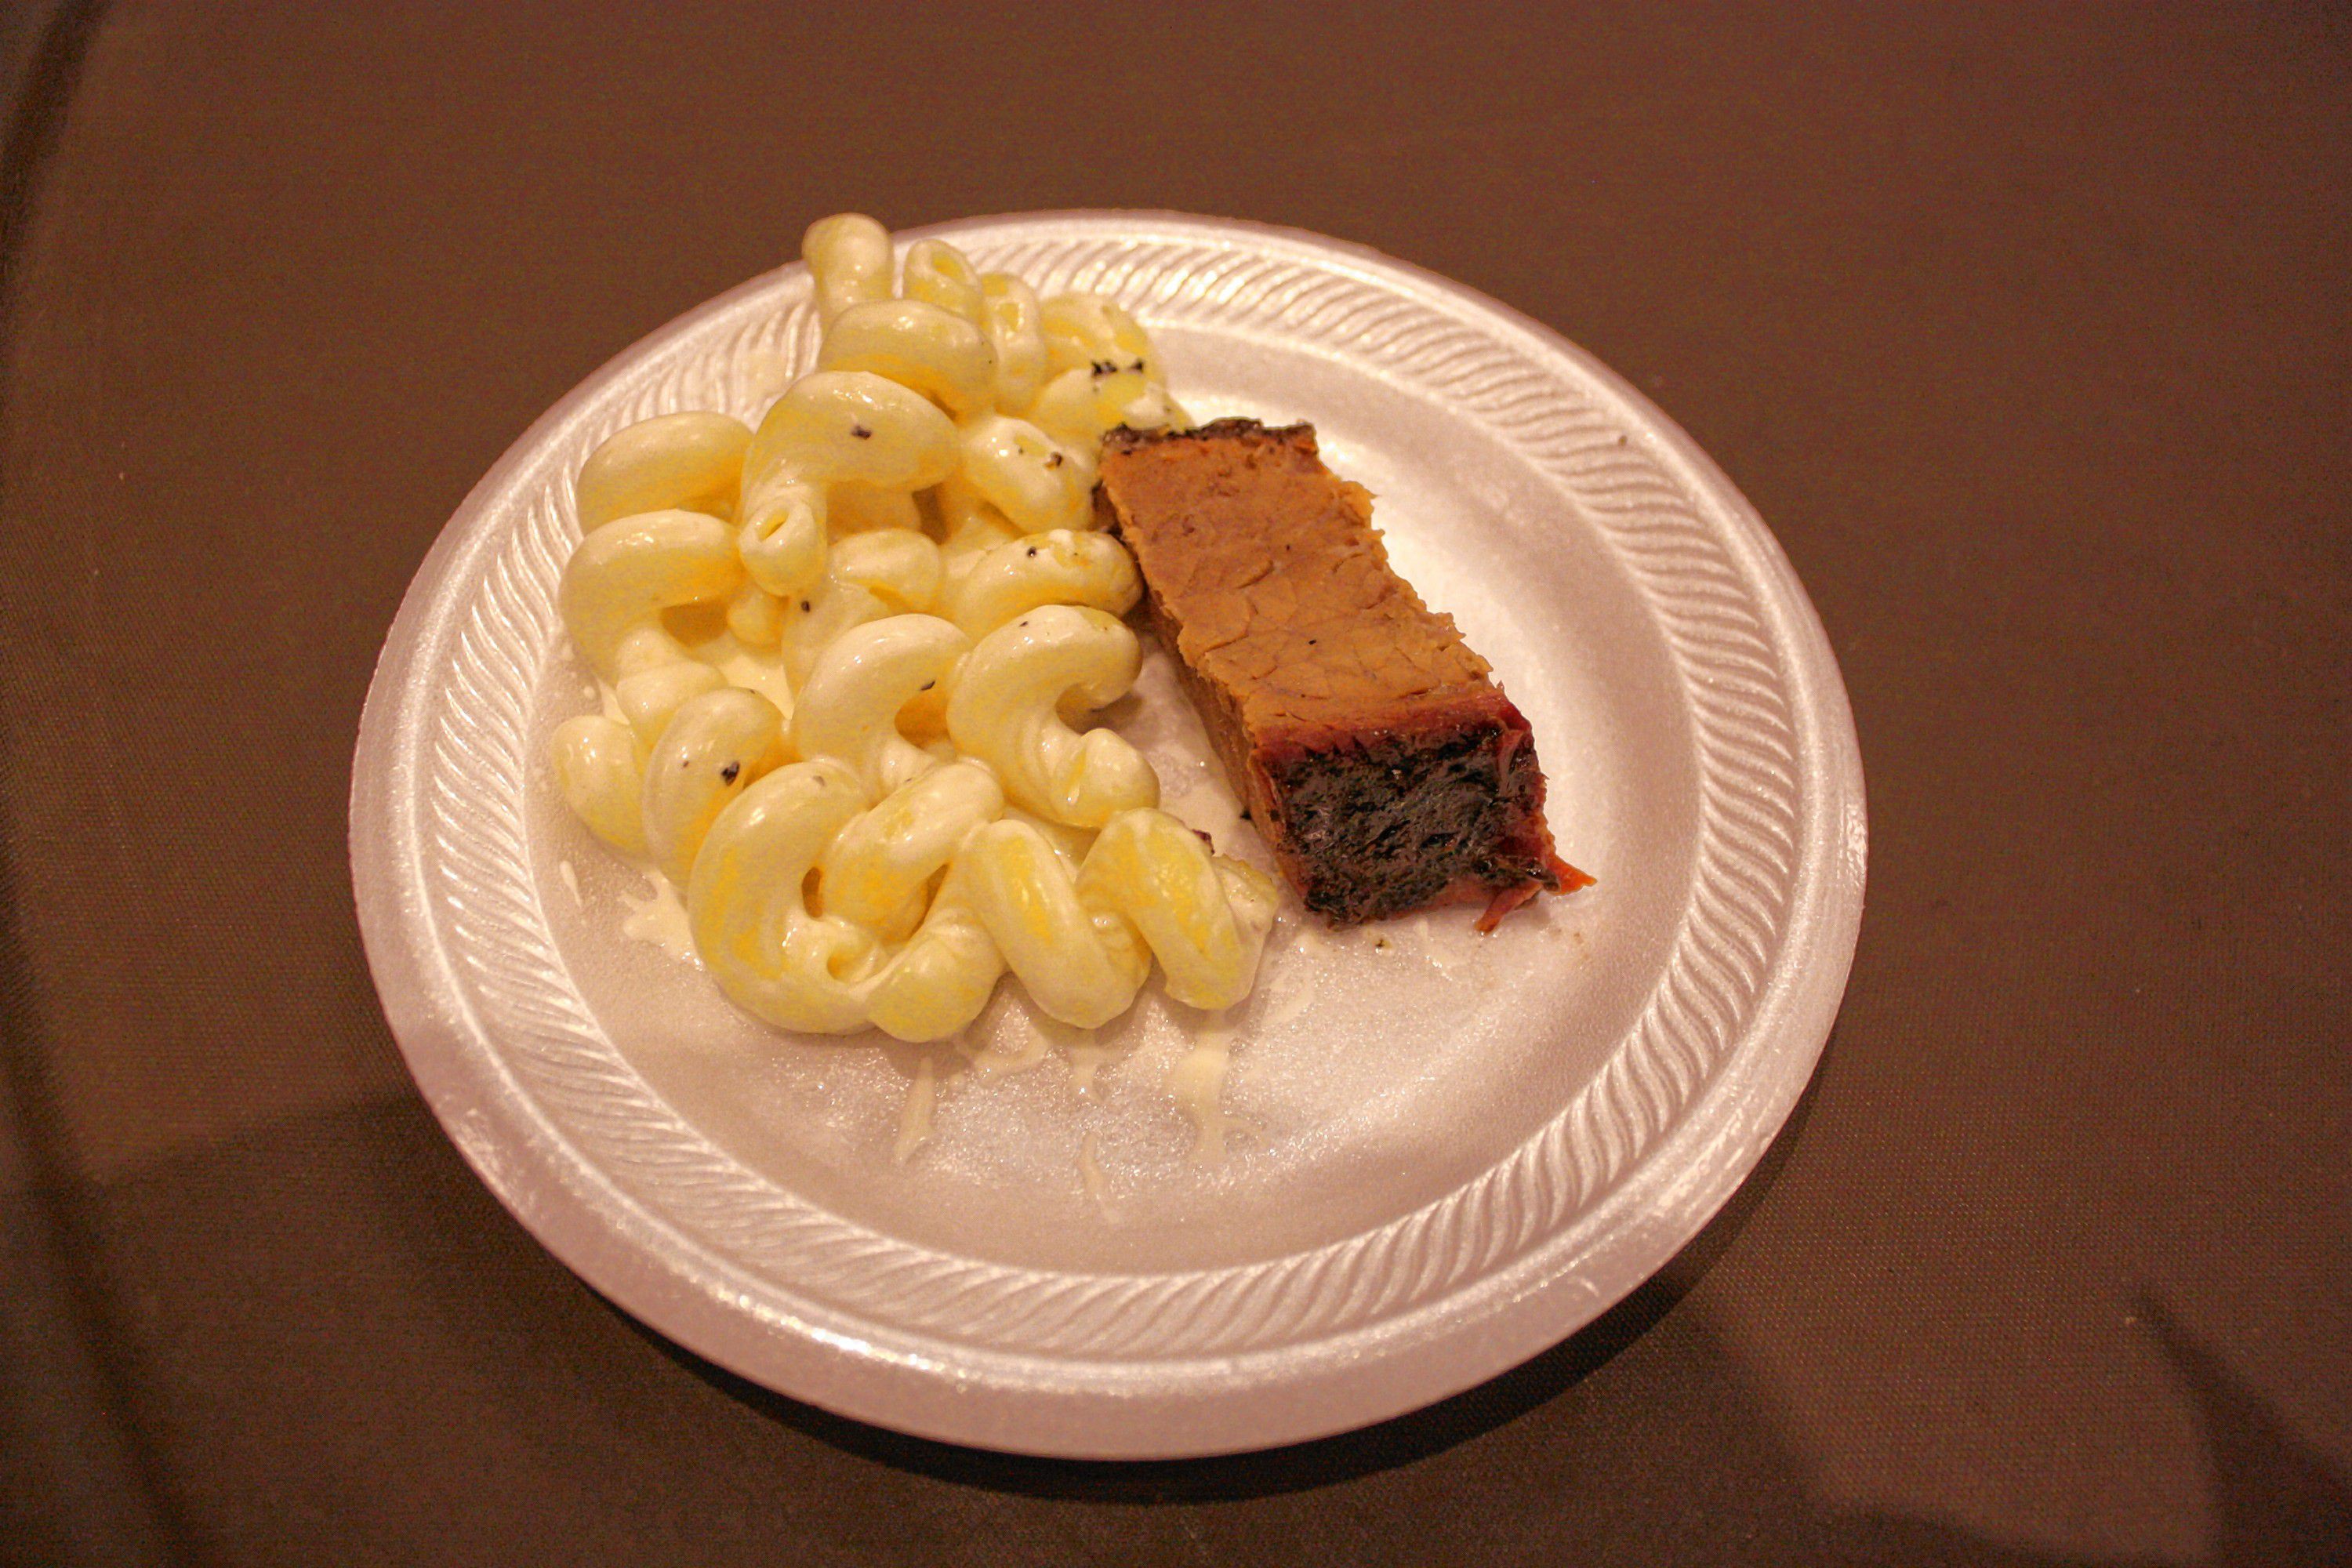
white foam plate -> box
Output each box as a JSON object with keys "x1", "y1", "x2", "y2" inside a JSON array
[{"x1": 350, "y1": 212, "x2": 1865, "y2": 1458}]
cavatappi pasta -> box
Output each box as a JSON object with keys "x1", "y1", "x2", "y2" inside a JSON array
[{"x1": 550, "y1": 215, "x2": 1277, "y2": 1043}]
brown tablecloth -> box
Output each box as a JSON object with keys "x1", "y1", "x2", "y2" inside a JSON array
[{"x1": 3, "y1": 3, "x2": 2346, "y2": 1563}]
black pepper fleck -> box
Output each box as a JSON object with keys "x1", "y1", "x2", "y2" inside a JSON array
[
  {"x1": 719, "y1": 760, "x2": 740, "y2": 784},
  {"x1": 919, "y1": 680, "x2": 935, "y2": 692},
  {"x1": 1025, "y1": 546, "x2": 1039, "y2": 557},
  {"x1": 799, "y1": 600, "x2": 811, "y2": 612},
  {"x1": 851, "y1": 423, "x2": 873, "y2": 439}
]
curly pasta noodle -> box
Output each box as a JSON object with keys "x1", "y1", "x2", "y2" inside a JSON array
[{"x1": 550, "y1": 215, "x2": 1276, "y2": 1043}]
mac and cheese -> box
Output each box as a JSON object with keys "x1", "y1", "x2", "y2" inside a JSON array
[{"x1": 550, "y1": 216, "x2": 1274, "y2": 1044}]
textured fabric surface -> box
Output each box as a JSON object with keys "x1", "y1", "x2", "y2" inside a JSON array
[{"x1": 2, "y1": 2, "x2": 2345, "y2": 1563}]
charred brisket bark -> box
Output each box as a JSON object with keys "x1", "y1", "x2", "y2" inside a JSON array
[{"x1": 1095, "y1": 419, "x2": 1588, "y2": 927}]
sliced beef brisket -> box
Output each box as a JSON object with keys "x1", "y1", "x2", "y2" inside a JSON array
[{"x1": 1094, "y1": 418, "x2": 1588, "y2": 927}]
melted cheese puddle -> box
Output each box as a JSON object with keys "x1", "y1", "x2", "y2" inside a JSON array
[{"x1": 619, "y1": 869, "x2": 698, "y2": 965}]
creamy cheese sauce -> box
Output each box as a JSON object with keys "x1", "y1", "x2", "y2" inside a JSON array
[
  {"x1": 735, "y1": 348, "x2": 798, "y2": 413},
  {"x1": 1413, "y1": 913, "x2": 1474, "y2": 980},
  {"x1": 1160, "y1": 774, "x2": 1246, "y2": 854},
  {"x1": 1165, "y1": 1010, "x2": 1249, "y2": 1164},
  {"x1": 1076, "y1": 1131, "x2": 1111, "y2": 1207},
  {"x1": 690, "y1": 631, "x2": 797, "y2": 719},
  {"x1": 1258, "y1": 962, "x2": 1319, "y2": 1033},
  {"x1": 892, "y1": 1053, "x2": 936, "y2": 1164},
  {"x1": 1065, "y1": 1035, "x2": 1117, "y2": 1098},
  {"x1": 964, "y1": 1015, "x2": 1051, "y2": 1081},
  {"x1": 619, "y1": 868, "x2": 698, "y2": 965}
]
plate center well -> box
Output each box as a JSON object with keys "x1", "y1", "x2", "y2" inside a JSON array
[{"x1": 530, "y1": 321, "x2": 1701, "y2": 1276}]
